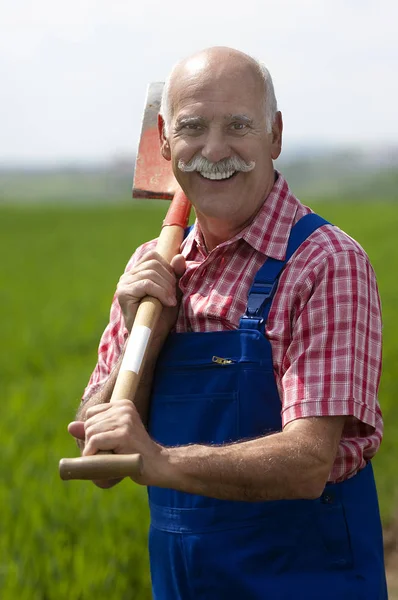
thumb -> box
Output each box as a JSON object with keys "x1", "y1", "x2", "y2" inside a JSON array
[
  {"x1": 171, "y1": 254, "x2": 186, "y2": 278},
  {"x1": 68, "y1": 420, "x2": 85, "y2": 441}
]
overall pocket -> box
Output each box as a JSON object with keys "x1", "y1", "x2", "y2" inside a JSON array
[
  {"x1": 314, "y1": 495, "x2": 354, "y2": 569},
  {"x1": 149, "y1": 392, "x2": 239, "y2": 447}
]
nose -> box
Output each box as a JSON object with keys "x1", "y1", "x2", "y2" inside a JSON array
[{"x1": 201, "y1": 127, "x2": 231, "y2": 164}]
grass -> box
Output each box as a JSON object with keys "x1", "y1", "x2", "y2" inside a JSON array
[
  {"x1": 1, "y1": 198, "x2": 397, "y2": 598},
  {"x1": 0, "y1": 201, "x2": 166, "y2": 599},
  {"x1": 309, "y1": 200, "x2": 398, "y2": 522}
]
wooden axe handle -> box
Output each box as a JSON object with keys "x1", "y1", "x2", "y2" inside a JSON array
[
  {"x1": 59, "y1": 189, "x2": 191, "y2": 481},
  {"x1": 111, "y1": 221, "x2": 189, "y2": 402},
  {"x1": 59, "y1": 454, "x2": 143, "y2": 481}
]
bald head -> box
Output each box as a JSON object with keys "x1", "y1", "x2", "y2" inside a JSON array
[{"x1": 160, "y1": 47, "x2": 277, "y2": 136}]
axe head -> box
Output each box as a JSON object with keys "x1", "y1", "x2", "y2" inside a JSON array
[{"x1": 133, "y1": 82, "x2": 178, "y2": 200}]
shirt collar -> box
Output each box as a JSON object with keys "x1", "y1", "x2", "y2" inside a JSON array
[{"x1": 182, "y1": 171, "x2": 300, "y2": 261}]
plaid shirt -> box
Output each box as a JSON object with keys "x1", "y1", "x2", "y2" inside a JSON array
[{"x1": 84, "y1": 173, "x2": 383, "y2": 482}]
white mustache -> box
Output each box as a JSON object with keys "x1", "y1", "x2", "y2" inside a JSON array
[{"x1": 178, "y1": 156, "x2": 255, "y2": 174}]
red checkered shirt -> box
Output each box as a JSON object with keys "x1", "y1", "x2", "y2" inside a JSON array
[{"x1": 84, "y1": 173, "x2": 383, "y2": 482}]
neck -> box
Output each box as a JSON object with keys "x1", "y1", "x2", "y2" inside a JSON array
[
  {"x1": 195, "y1": 212, "x2": 253, "y2": 252},
  {"x1": 193, "y1": 175, "x2": 278, "y2": 251}
]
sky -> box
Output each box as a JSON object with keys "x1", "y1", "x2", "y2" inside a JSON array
[{"x1": 0, "y1": 0, "x2": 397, "y2": 165}]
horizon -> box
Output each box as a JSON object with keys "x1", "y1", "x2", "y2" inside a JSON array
[{"x1": 1, "y1": 140, "x2": 397, "y2": 171}]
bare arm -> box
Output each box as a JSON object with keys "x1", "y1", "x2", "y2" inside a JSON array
[
  {"x1": 158, "y1": 416, "x2": 346, "y2": 501},
  {"x1": 83, "y1": 399, "x2": 345, "y2": 501},
  {"x1": 76, "y1": 356, "x2": 121, "y2": 422}
]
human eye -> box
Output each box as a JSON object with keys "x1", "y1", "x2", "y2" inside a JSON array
[
  {"x1": 228, "y1": 118, "x2": 252, "y2": 134},
  {"x1": 175, "y1": 118, "x2": 205, "y2": 135},
  {"x1": 232, "y1": 123, "x2": 246, "y2": 131},
  {"x1": 185, "y1": 123, "x2": 202, "y2": 131}
]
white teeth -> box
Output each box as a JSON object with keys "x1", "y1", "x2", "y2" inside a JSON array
[{"x1": 199, "y1": 170, "x2": 236, "y2": 180}]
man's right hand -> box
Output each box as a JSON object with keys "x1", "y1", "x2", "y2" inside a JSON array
[{"x1": 116, "y1": 250, "x2": 186, "y2": 338}]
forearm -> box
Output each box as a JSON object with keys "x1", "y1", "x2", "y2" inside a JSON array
[
  {"x1": 77, "y1": 359, "x2": 121, "y2": 421},
  {"x1": 158, "y1": 418, "x2": 344, "y2": 502},
  {"x1": 162, "y1": 437, "x2": 324, "y2": 501}
]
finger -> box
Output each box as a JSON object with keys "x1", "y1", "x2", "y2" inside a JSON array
[
  {"x1": 118, "y1": 265, "x2": 178, "y2": 303},
  {"x1": 127, "y1": 258, "x2": 176, "y2": 291},
  {"x1": 84, "y1": 402, "x2": 140, "y2": 455},
  {"x1": 135, "y1": 250, "x2": 176, "y2": 272},
  {"x1": 171, "y1": 254, "x2": 186, "y2": 278},
  {"x1": 84, "y1": 414, "x2": 119, "y2": 441},
  {"x1": 83, "y1": 431, "x2": 122, "y2": 456},
  {"x1": 127, "y1": 260, "x2": 176, "y2": 286},
  {"x1": 85, "y1": 403, "x2": 112, "y2": 419},
  {"x1": 93, "y1": 478, "x2": 123, "y2": 488},
  {"x1": 121, "y1": 266, "x2": 175, "y2": 289},
  {"x1": 86, "y1": 398, "x2": 132, "y2": 419},
  {"x1": 68, "y1": 421, "x2": 85, "y2": 440},
  {"x1": 118, "y1": 277, "x2": 177, "y2": 307},
  {"x1": 85, "y1": 401, "x2": 134, "y2": 438}
]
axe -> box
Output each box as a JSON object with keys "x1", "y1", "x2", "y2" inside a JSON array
[{"x1": 59, "y1": 83, "x2": 191, "y2": 481}]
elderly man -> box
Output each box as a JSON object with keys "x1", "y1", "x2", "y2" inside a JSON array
[{"x1": 68, "y1": 47, "x2": 387, "y2": 598}]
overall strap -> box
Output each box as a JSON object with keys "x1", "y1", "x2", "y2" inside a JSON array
[
  {"x1": 240, "y1": 213, "x2": 331, "y2": 331},
  {"x1": 184, "y1": 224, "x2": 194, "y2": 239}
]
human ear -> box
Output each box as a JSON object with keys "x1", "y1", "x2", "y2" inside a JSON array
[
  {"x1": 271, "y1": 111, "x2": 283, "y2": 160},
  {"x1": 158, "y1": 114, "x2": 171, "y2": 161}
]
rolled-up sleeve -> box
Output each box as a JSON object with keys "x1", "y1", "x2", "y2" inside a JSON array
[{"x1": 278, "y1": 248, "x2": 382, "y2": 480}]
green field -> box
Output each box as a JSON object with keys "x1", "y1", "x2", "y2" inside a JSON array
[{"x1": 1, "y1": 199, "x2": 397, "y2": 599}]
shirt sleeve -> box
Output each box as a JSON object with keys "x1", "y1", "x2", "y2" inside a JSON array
[
  {"x1": 82, "y1": 238, "x2": 158, "y2": 401},
  {"x1": 82, "y1": 294, "x2": 129, "y2": 401},
  {"x1": 279, "y1": 248, "x2": 383, "y2": 480}
]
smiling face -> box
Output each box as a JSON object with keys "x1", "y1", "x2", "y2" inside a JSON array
[{"x1": 159, "y1": 49, "x2": 283, "y2": 244}]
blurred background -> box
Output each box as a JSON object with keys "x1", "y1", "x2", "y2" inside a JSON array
[{"x1": 1, "y1": 0, "x2": 397, "y2": 598}]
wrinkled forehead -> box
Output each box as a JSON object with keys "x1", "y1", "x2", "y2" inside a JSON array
[{"x1": 168, "y1": 59, "x2": 265, "y2": 120}]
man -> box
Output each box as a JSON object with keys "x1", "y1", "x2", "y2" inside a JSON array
[{"x1": 68, "y1": 47, "x2": 387, "y2": 598}]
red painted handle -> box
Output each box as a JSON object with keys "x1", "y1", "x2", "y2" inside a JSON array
[{"x1": 162, "y1": 188, "x2": 191, "y2": 228}]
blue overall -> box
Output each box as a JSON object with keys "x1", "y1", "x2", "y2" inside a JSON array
[{"x1": 147, "y1": 214, "x2": 387, "y2": 599}]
